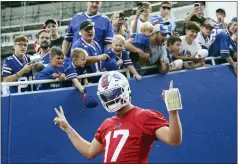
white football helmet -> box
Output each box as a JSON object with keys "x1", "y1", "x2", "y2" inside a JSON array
[{"x1": 97, "y1": 71, "x2": 131, "y2": 113}]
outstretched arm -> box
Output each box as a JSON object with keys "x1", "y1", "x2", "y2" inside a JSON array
[
  {"x1": 67, "y1": 129, "x2": 103, "y2": 159},
  {"x1": 155, "y1": 81, "x2": 182, "y2": 146},
  {"x1": 54, "y1": 106, "x2": 103, "y2": 159}
]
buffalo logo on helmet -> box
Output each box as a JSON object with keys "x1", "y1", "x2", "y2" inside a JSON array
[{"x1": 101, "y1": 73, "x2": 111, "y2": 89}]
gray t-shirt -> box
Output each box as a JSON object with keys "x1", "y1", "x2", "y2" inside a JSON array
[{"x1": 148, "y1": 45, "x2": 168, "y2": 65}]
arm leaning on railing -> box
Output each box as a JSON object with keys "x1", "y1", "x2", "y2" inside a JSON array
[{"x1": 1, "y1": 56, "x2": 223, "y2": 87}]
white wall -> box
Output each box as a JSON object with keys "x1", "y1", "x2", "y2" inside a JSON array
[{"x1": 205, "y1": 2, "x2": 237, "y2": 23}]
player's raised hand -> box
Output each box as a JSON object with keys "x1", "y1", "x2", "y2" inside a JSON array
[
  {"x1": 162, "y1": 80, "x2": 173, "y2": 101},
  {"x1": 54, "y1": 106, "x2": 71, "y2": 132}
]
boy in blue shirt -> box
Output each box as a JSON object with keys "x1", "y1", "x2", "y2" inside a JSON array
[
  {"x1": 65, "y1": 48, "x2": 88, "y2": 93},
  {"x1": 35, "y1": 47, "x2": 66, "y2": 90}
]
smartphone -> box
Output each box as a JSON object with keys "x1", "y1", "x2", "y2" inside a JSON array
[
  {"x1": 119, "y1": 12, "x2": 125, "y2": 19},
  {"x1": 124, "y1": 9, "x2": 133, "y2": 18},
  {"x1": 137, "y1": 2, "x2": 143, "y2": 7},
  {"x1": 137, "y1": 2, "x2": 145, "y2": 12},
  {"x1": 194, "y1": 3, "x2": 200, "y2": 8}
]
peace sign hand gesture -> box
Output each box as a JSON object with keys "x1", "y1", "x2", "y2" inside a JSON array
[{"x1": 53, "y1": 106, "x2": 71, "y2": 132}]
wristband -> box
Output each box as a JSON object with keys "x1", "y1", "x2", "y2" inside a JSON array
[
  {"x1": 164, "y1": 88, "x2": 182, "y2": 111},
  {"x1": 15, "y1": 73, "x2": 20, "y2": 79},
  {"x1": 66, "y1": 128, "x2": 73, "y2": 135}
]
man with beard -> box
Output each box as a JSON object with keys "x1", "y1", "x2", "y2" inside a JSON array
[
  {"x1": 62, "y1": 1, "x2": 113, "y2": 57},
  {"x1": 209, "y1": 17, "x2": 237, "y2": 75},
  {"x1": 125, "y1": 24, "x2": 171, "y2": 75},
  {"x1": 36, "y1": 29, "x2": 51, "y2": 66}
]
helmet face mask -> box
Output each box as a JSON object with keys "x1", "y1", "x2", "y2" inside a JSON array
[{"x1": 97, "y1": 71, "x2": 131, "y2": 113}]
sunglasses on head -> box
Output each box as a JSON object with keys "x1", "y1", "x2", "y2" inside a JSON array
[{"x1": 162, "y1": 6, "x2": 171, "y2": 10}]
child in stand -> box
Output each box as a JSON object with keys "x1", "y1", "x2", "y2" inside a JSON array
[
  {"x1": 166, "y1": 36, "x2": 183, "y2": 71},
  {"x1": 65, "y1": 48, "x2": 88, "y2": 93},
  {"x1": 103, "y1": 35, "x2": 142, "y2": 80},
  {"x1": 35, "y1": 47, "x2": 65, "y2": 90},
  {"x1": 129, "y1": 22, "x2": 154, "y2": 68}
]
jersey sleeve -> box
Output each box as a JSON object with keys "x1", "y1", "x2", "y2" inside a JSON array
[
  {"x1": 122, "y1": 50, "x2": 133, "y2": 67},
  {"x1": 142, "y1": 110, "x2": 169, "y2": 138},
  {"x1": 65, "y1": 66, "x2": 77, "y2": 80},
  {"x1": 2, "y1": 58, "x2": 13, "y2": 77},
  {"x1": 64, "y1": 18, "x2": 74, "y2": 42},
  {"x1": 104, "y1": 17, "x2": 113, "y2": 46},
  {"x1": 219, "y1": 33, "x2": 231, "y2": 58},
  {"x1": 94, "y1": 120, "x2": 108, "y2": 144}
]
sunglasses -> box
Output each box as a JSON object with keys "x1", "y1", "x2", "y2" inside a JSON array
[{"x1": 162, "y1": 6, "x2": 171, "y2": 10}]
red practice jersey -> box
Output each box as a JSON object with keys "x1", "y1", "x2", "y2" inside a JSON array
[{"x1": 95, "y1": 106, "x2": 169, "y2": 163}]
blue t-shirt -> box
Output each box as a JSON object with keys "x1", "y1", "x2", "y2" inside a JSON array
[
  {"x1": 132, "y1": 33, "x2": 150, "y2": 52},
  {"x1": 35, "y1": 64, "x2": 65, "y2": 90},
  {"x1": 103, "y1": 48, "x2": 133, "y2": 69},
  {"x1": 63, "y1": 58, "x2": 72, "y2": 68},
  {"x1": 64, "y1": 12, "x2": 113, "y2": 52},
  {"x1": 209, "y1": 30, "x2": 237, "y2": 58},
  {"x1": 2, "y1": 54, "x2": 34, "y2": 93}
]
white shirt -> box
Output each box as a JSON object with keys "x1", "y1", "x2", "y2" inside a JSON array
[
  {"x1": 130, "y1": 18, "x2": 149, "y2": 34},
  {"x1": 195, "y1": 31, "x2": 212, "y2": 49},
  {"x1": 179, "y1": 35, "x2": 202, "y2": 57}
]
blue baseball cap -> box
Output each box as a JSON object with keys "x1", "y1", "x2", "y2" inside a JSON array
[
  {"x1": 154, "y1": 24, "x2": 171, "y2": 35},
  {"x1": 231, "y1": 17, "x2": 237, "y2": 22},
  {"x1": 83, "y1": 93, "x2": 98, "y2": 108}
]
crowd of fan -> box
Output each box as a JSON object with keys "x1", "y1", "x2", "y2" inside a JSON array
[{"x1": 2, "y1": 1, "x2": 237, "y2": 94}]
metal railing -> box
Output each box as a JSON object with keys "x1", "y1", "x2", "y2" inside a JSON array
[{"x1": 1, "y1": 56, "x2": 222, "y2": 88}]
